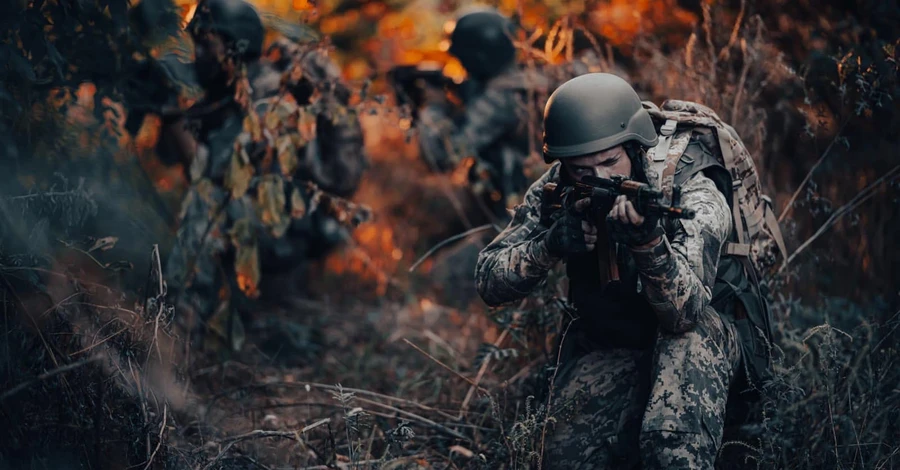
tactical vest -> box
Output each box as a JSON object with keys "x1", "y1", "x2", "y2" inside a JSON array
[
  {"x1": 558, "y1": 130, "x2": 774, "y2": 397},
  {"x1": 565, "y1": 246, "x2": 658, "y2": 352}
]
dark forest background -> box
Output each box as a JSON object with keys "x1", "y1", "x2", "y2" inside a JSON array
[{"x1": 1, "y1": 0, "x2": 898, "y2": 468}]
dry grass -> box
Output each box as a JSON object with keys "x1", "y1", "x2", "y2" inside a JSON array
[{"x1": 2, "y1": 1, "x2": 899, "y2": 469}]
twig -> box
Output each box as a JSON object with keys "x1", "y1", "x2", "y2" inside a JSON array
[
  {"x1": 778, "y1": 119, "x2": 851, "y2": 222},
  {"x1": 702, "y1": 3, "x2": 718, "y2": 84},
  {"x1": 70, "y1": 324, "x2": 129, "y2": 356},
  {"x1": 538, "y1": 318, "x2": 574, "y2": 469},
  {"x1": 408, "y1": 224, "x2": 498, "y2": 273},
  {"x1": 203, "y1": 430, "x2": 306, "y2": 470},
  {"x1": 146, "y1": 244, "x2": 166, "y2": 364},
  {"x1": 717, "y1": 0, "x2": 746, "y2": 61},
  {"x1": 142, "y1": 403, "x2": 167, "y2": 470},
  {"x1": 779, "y1": 164, "x2": 900, "y2": 272},
  {"x1": 56, "y1": 240, "x2": 108, "y2": 271},
  {"x1": 402, "y1": 339, "x2": 486, "y2": 392},
  {"x1": 1, "y1": 354, "x2": 102, "y2": 401},
  {"x1": 351, "y1": 396, "x2": 468, "y2": 441},
  {"x1": 459, "y1": 329, "x2": 509, "y2": 419},
  {"x1": 211, "y1": 382, "x2": 458, "y2": 421},
  {"x1": 730, "y1": 38, "x2": 752, "y2": 125},
  {"x1": 298, "y1": 460, "x2": 383, "y2": 470}
]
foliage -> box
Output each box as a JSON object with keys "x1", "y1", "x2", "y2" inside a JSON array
[{"x1": 1, "y1": 0, "x2": 899, "y2": 469}]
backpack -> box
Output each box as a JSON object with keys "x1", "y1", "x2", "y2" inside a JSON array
[{"x1": 642, "y1": 99, "x2": 787, "y2": 396}]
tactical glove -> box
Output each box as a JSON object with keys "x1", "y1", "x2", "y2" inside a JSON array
[
  {"x1": 544, "y1": 208, "x2": 597, "y2": 256},
  {"x1": 606, "y1": 212, "x2": 664, "y2": 247}
]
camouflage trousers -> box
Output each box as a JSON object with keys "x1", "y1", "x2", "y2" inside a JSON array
[{"x1": 544, "y1": 306, "x2": 741, "y2": 469}]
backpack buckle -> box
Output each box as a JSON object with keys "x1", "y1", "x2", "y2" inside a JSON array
[
  {"x1": 660, "y1": 119, "x2": 677, "y2": 136},
  {"x1": 725, "y1": 242, "x2": 751, "y2": 257}
]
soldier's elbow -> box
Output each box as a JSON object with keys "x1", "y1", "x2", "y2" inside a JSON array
[
  {"x1": 474, "y1": 278, "x2": 500, "y2": 307},
  {"x1": 474, "y1": 266, "x2": 504, "y2": 307}
]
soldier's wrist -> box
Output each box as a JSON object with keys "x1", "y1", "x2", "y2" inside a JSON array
[
  {"x1": 532, "y1": 233, "x2": 561, "y2": 267},
  {"x1": 629, "y1": 234, "x2": 670, "y2": 274}
]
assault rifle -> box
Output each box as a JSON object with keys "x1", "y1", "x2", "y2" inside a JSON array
[
  {"x1": 387, "y1": 62, "x2": 459, "y2": 121},
  {"x1": 561, "y1": 175, "x2": 696, "y2": 221}
]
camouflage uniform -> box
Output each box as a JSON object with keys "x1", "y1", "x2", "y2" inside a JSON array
[
  {"x1": 166, "y1": 48, "x2": 366, "y2": 322},
  {"x1": 475, "y1": 157, "x2": 741, "y2": 468},
  {"x1": 416, "y1": 66, "x2": 548, "y2": 213}
]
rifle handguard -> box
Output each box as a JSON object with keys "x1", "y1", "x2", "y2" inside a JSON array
[{"x1": 564, "y1": 175, "x2": 696, "y2": 220}]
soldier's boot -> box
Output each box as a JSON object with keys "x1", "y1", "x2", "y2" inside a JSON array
[{"x1": 639, "y1": 307, "x2": 741, "y2": 469}]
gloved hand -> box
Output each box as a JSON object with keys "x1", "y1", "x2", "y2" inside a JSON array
[
  {"x1": 544, "y1": 197, "x2": 598, "y2": 256},
  {"x1": 539, "y1": 182, "x2": 561, "y2": 228},
  {"x1": 606, "y1": 195, "x2": 664, "y2": 247}
]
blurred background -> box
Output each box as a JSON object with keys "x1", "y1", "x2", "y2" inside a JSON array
[{"x1": 0, "y1": 0, "x2": 898, "y2": 468}]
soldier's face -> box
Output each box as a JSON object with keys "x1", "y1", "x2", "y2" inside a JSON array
[{"x1": 562, "y1": 145, "x2": 632, "y2": 182}]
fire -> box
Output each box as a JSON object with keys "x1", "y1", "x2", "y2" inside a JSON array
[
  {"x1": 237, "y1": 272, "x2": 260, "y2": 298},
  {"x1": 588, "y1": 0, "x2": 697, "y2": 50}
]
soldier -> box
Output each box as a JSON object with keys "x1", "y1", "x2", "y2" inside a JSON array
[
  {"x1": 412, "y1": 7, "x2": 549, "y2": 218},
  {"x1": 475, "y1": 73, "x2": 752, "y2": 468},
  {"x1": 157, "y1": 0, "x2": 367, "y2": 343}
]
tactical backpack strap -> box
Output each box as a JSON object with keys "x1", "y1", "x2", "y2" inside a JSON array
[
  {"x1": 764, "y1": 201, "x2": 789, "y2": 261},
  {"x1": 710, "y1": 127, "x2": 752, "y2": 258},
  {"x1": 650, "y1": 119, "x2": 678, "y2": 190}
]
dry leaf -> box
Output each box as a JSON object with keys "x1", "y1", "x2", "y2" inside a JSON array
[
  {"x1": 243, "y1": 112, "x2": 263, "y2": 142},
  {"x1": 449, "y1": 445, "x2": 474, "y2": 458},
  {"x1": 257, "y1": 174, "x2": 289, "y2": 237},
  {"x1": 290, "y1": 186, "x2": 307, "y2": 219},
  {"x1": 225, "y1": 148, "x2": 254, "y2": 200},
  {"x1": 276, "y1": 133, "x2": 298, "y2": 176},
  {"x1": 297, "y1": 107, "x2": 317, "y2": 142},
  {"x1": 230, "y1": 218, "x2": 261, "y2": 299},
  {"x1": 89, "y1": 236, "x2": 118, "y2": 252}
]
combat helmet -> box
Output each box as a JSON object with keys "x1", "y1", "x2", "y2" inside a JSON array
[
  {"x1": 447, "y1": 7, "x2": 516, "y2": 80},
  {"x1": 542, "y1": 73, "x2": 658, "y2": 163},
  {"x1": 188, "y1": 0, "x2": 265, "y2": 61}
]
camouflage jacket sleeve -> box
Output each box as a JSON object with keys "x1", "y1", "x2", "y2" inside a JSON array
[
  {"x1": 630, "y1": 172, "x2": 732, "y2": 333},
  {"x1": 475, "y1": 166, "x2": 561, "y2": 306},
  {"x1": 416, "y1": 85, "x2": 521, "y2": 171}
]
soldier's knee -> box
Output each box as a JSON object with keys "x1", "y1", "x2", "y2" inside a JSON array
[{"x1": 639, "y1": 429, "x2": 717, "y2": 470}]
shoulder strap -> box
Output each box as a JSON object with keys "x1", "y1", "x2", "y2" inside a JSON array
[{"x1": 649, "y1": 119, "x2": 678, "y2": 191}]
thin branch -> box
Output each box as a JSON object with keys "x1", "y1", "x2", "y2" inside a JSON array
[
  {"x1": 459, "y1": 329, "x2": 509, "y2": 419},
  {"x1": 402, "y1": 339, "x2": 486, "y2": 392},
  {"x1": 141, "y1": 403, "x2": 167, "y2": 470},
  {"x1": 408, "y1": 224, "x2": 498, "y2": 273},
  {"x1": 538, "y1": 317, "x2": 574, "y2": 469},
  {"x1": 780, "y1": 165, "x2": 900, "y2": 272},
  {"x1": 778, "y1": 119, "x2": 851, "y2": 222},
  {"x1": 203, "y1": 430, "x2": 306, "y2": 470},
  {"x1": 350, "y1": 396, "x2": 468, "y2": 441},
  {"x1": 1, "y1": 354, "x2": 102, "y2": 401},
  {"x1": 718, "y1": 0, "x2": 746, "y2": 61}
]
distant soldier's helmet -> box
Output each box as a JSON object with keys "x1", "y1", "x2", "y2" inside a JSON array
[
  {"x1": 188, "y1": 0, "x2": 265, "y2": 61},
  {"x1": 542, "y1": 73, "x2": 658, "y2": 163},
  {"x1": 447, "y1": 7, "x2": 516, "y2": 80}
]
